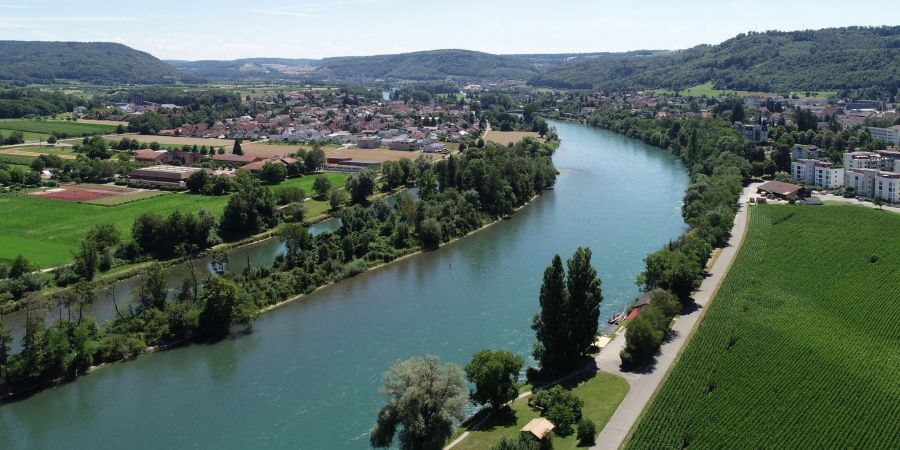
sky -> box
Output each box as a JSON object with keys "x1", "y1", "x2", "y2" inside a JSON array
[{"x1": 0, "y1": 0, "x2": 897, "y2": 60}]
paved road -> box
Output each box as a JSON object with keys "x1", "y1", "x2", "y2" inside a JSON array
[{"x1": 591, "y1": 183, "x2": 759, "y2": 450}]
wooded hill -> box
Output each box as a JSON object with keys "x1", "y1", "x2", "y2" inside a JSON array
[
  {"x1": 0, "y1": 41, "x2": 183, "y2": 85},
  {"x1": 530, "y1": 26, "x2": 900, "y2": 98}
]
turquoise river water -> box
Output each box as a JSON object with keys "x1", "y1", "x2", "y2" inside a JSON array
[{"x1": 0, "y1": 120, "x2": 688, "y2": 449}]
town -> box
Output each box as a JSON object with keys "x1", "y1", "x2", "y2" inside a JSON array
[{"x1": 0, "y1": 17, "x2": 898, "y2": 450}]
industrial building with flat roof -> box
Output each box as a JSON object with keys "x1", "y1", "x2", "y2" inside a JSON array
[{"x1": 128, "y1": 165, "x2": 202, "y2": 187}]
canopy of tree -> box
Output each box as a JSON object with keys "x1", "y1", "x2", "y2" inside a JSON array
[
  {"x1": 532, "y1": 27, "x2": 900, "y2": 98},
  {"x1": 0, "y1": 41, "x2": 183, "y2": 85}
]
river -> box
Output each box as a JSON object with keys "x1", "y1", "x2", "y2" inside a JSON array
[{"x1": 0, "y1": 120, "x2": 688, "y2": 449}]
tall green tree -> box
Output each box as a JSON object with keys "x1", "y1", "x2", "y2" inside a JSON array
[
  {"x1": 465, "y1": 349, "x2": 523, "y2": 410},
  {"x1": 532, "y1": 247, "x2": 603, "y2": 374},
  {"x1": 198, "y1": 276, "x2": 253, "y2": 340},
  {"x1": 232, "y1": 139, "x2": 243, "y2": 155},
  {"x1": 370, "y1": 355, "x2": 467, "y2": 450}
]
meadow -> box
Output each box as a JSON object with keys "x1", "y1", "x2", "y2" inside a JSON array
[
  {"x1": 455, "y1": 372, "x2": 629, "y2": 450},
  {"x1": 0, "y1": 119, "x2": 117, "y2": 140},
  {"x1": 0, "y1": 192, "x2": 230, "y2": 267},
  {"x1": 625, "y1": 204, "x2": 900, "y2": 449},
  {"x1": 0, "y1": 173, "x2": 350, "y2": 267},
  {"x1": 652, "y1": 82, "x2": 836, "y2": 99}
]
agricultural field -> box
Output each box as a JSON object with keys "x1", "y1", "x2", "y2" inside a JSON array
[
  {"x1": 454, "y1": 372, "x2": 629, "y2": 450},
  {"x1": 483, "y1": 130, "x2": 543, "y2": 146},
  {"x1": 0, "y1": 145, "x2": 78, "y2": 159},
  {"x1": 0, "y1": 119, "x2": 117, "y2": 140},
  {"x1": 0, "y1": 153, "x2": 38, "y2": 166},
  {"x1": 0, "y1": 191, "x2": 230, "y2": 267},
  {"x1": 626, "y1": 205, "x2": 900, "y2": 449},
  {"x1": 98, "y1": 134, "x2": 234, "y2": 150}
]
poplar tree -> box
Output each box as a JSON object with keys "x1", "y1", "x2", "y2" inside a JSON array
[{"x1": 532, "y1": 247, "x2": 603, "y2": 374}]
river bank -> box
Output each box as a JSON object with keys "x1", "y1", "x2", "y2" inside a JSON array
[{"x1": 0, "y1": 121, "x2": 689, "y2": 449}]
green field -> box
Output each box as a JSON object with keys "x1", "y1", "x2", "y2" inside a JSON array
[
  {"x1": 0, "y1": 119, "x2": 117, "y2": 139},
  {"x1": 653, "y1": 82, "x2": 836, "y2": 99},
  {"x1": 0, "y1": 193, "x2": 230, "y2": 267},
  {"x1": 0, "y1": 154, "x2": 38, "y2": 166},
  {"x1": 10, "y1": 145, "x2": 78, "y2": 156},
  {"x1": 275, "y1": 173, "x2": 348, "y2": 191},
  {"x1": 455, "y1": 372, "x2": 629, "y2": 450},
  {"x1": 626, "y1": 205, "x2": 900, "y2": 449}
]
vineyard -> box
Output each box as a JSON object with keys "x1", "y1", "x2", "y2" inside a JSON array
[{"x1": 626, "y1": 204, "x2": 900, "y2": 449}]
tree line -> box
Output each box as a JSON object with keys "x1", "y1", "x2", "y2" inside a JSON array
[{"x1": 0, "y1": 137, "x2": 558, "y2": 399}]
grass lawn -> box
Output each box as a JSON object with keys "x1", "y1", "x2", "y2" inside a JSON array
[
  {"x1": 0, "y1": 129, "x2": 51, "y2": 142},
  {"x1": 0, "y1": 119, "x2": 117, "y2": 137},
  {"x1": 273, "y1": 172, "x2": 348, "y2": 192},
  {"x1": 454, "y1": 372, "x2": 629, "y2": 450},
  {"x1": 0, "y1": 192, "x2": 230, "y2": 267},
  {"x1": 304, "y1": 199, "x2": 333, "y2": 220},
  {"x1": 626, "y1": 205, "x2": 900, "y2": 449}
]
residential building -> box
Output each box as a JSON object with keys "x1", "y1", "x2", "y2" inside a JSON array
[
  {"x1": 876, "y1": 172, "x2": 900, "y2": 203},
  {"x1": 791, "y1": 159, "x2": 844, "y2": 189},
  {"x1": 842, "y1": 151, "x2": 883, "y2": 170},
  {"x1": 875, "y1": 149, "x2": 900, "y2": 173},
  {"x1": 846, "y1": 168, "x2": 900, "y2": 202},
  {"x1": 734, "y1": 121, "x2": 768, "y2": 142},
  {"x1": 388, "y1": 138, "x2": 419, "y2": 151},
  {"x1": 356, "y1": 136, "x2": 382, "y2": 149},
  {"x1": 867, "y1": 126, "x2": 900, "y2": 146},
  {"x1": 791, "y1": 144, "x2": 825, "y2": 161},
  {"x1": 134, "y1": 149, "x2": 169, "y2": 164},
  {"x1": 213, "y1": 153, "x2": 263, "y2": 165}
]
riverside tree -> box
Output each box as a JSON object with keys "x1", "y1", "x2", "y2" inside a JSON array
[
  {"x1": 532, "y1": 247, "x2": 602, "y2": 374},
  {"x1": 465, "y1": 349, "x2": 523, "y2": 410},
  {"x1": 219, "y1": 171, "x2": 278, "y2": 240},
  {"x1": 370, "y1": 355, "x2": 467, "y2": 450}
]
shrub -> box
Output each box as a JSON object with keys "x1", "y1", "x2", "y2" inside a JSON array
[
  {"x1": 276, "y1": 186, "x2": 306, "y2": 205},
  {"x1": 418, "y1": 218, "x2": 443, "y2": 249},
  {"x1": 577, "y1": 418, "x2": 597, "y2": 445},
  {"x1": 282, "y1": 202, "x2": 305, "y2": 223},
  {"x1": 529, "y1": 385, "x2": 583, "y2": 436}
]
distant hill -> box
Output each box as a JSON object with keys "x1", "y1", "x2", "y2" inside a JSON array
[
  {"x1": 531, "y1": 26, "x2": 900, "y2": 97},
  {"x1": 318, "y1": 49, "x2": 539, "y2": 81},
  {"x1": 171, "y1": 50, "x2": 546, "y2": 82},
  {"x1": 168, "y1": 58, "x2": 323, "y2": 81},
  {"x1": 0, "y1": 41, "x2": 183, "y2": 85}
]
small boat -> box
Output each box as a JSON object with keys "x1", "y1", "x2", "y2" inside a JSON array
[{"x1": 608, "y1": 312, "x2": 626, "y2": 324}]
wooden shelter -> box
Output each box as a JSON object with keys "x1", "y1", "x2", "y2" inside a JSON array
[{"x1": 521, "y1": 417, "x2": 555, "y2": 440}]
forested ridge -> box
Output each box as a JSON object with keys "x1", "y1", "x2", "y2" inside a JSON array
[
  {"x1": 0, "y1": 41, "x2": 182, "y2": 85},
  {"x1": 532, "y1": 27, "x2": 900, "y2": 98}
]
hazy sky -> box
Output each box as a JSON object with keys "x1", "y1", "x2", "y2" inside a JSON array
[{"x1": 0, "y1": 0, "x2": 896, "y2": 60}]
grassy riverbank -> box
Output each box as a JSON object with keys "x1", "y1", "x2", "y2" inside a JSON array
[{"x1": 454, "y1": 372, "x2": 629, "y2": 450}]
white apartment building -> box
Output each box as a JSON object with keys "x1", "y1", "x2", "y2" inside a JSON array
[
  {"x1": 876, "y1": 172, "x2": 900, "y2": 203},
  {"x1": 843, "y1": 151, "x2": 883, "y2": 170},
  {"x1": 845, "y1": 168, "x2": 900, "y2": 202},
  {"x1": 867, "y1": 125, "x2": 900, "y2": 146},
  {"x1": 792, "y1": 159, "x2": 844, "y2": 189},
  {"x1": 875, "y1": 149, "x2": 900, "y2": 173}
]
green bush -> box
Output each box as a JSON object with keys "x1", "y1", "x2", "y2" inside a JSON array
[{"x1": 577, "y1": 418, "x2": 597, "y2": 445}]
